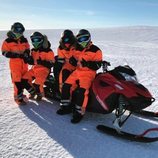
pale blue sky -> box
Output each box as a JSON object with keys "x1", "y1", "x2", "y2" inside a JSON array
[{"x1": 0, "y1": 0, "x2": 158, "y2": 30}]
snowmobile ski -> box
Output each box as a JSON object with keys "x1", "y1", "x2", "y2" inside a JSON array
[
  {"x1": 97, "y1": 125, "x2": 158, "y2": 143},
  {"x1": 133, "y1": 110, "x2": 158, "y2": 118}
]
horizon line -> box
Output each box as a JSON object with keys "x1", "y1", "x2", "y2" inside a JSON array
[{"x1": 0, "y1": 25, "x2": 158, "y2": 31}]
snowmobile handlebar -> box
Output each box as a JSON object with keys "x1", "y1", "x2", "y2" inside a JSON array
[{"x1": 101, "y1": 61, "x2": 111, "y2": 72}]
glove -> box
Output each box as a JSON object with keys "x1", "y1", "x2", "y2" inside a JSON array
[
  {"x1": 2, "y1": 51, "x2": 23, "y2": 58},
  {"x1": 18, "y1": 54, "x2": 24, "y2": 59},
  {"x1": 37, "y1": 57, "x2": 53, "y2": 68},
  {"x1": 23, "y1": 49, "x2": 30, "y2": 58},
  {"x1": 23, "y1": 50, "x2": 30, "y2": 63},
  {"x1": 23, "y1": 50, "x2": 34, "y2": 64},
  {"x1": 81, "y1": 58, "x2": 102, "y2": 70},
  {"x1": 69, "y1": 56, "x2": 77, "y2": 67},
  {"x1": 80, "y1": 58, "x2": 89, "y2": 67},
  {"x1": 37, "y1": 57, "x2": 42, "y2": 65}
]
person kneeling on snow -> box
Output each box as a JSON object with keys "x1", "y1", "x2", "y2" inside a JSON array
[
  {"x1": 56, "y1": 29, "x2": 103, "y2": 123},
  {"x1": 22, "y1": 32, "x2": 55, "y2": 101},
  {"x1": 1, "y1": 22, "x2": 30, "y2": 105}
]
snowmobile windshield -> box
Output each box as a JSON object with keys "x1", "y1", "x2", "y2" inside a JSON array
[{"x1": 120, "y1": 72, "x2": 138, "y2": 83}]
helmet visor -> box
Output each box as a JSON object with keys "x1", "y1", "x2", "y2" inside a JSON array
[
  {"x1": 12, "y1": 27, "x2": 24, "y2": 34},
  {"x1": 77, "y1": 34, "x2": 90, "y2": 48},
  {"x1": 31, "y1": 37, "x2": 43, "y2": 43},
  {"x1": 77, "y1": 34, "x2": 90, "y2": 43},
  {"x1": 63, "y1": 37, "x2": 70, "y2": 43},
  {"x1": 31, "y1": 37, "x2": 43, "y2": 48}
]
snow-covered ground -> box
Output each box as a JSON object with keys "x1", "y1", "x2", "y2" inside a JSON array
[{"x1": 0, "y1": 26, "x2": 158, "y2": 158}]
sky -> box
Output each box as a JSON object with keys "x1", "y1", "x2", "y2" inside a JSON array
[{"x1": 0, "y1": 0, "x2": 158, "y2": 30}]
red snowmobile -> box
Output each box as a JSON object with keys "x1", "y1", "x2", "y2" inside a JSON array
[
  {"x1": 44, "y1": 61, "x2": 158, "y2": 142},
  {"x1": 88, "y1": 62, "x2": 154, "y2": 116}
]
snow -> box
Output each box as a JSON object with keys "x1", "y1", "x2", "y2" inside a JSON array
[{"x1": 0, "y1": 26, "x2": 158, "y2": 158}]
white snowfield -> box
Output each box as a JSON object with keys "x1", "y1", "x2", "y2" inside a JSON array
[{"x1": 0, "y1": 26, "x2": 158, "y2": 158}]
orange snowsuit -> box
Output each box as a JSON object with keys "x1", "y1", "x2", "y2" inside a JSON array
[
  {"x1": 58, "y1": 46, "x2": 79, "y2": 91},
  {"x1": 1, "y1": 36, "x2": 29, "y2": 97},
  {"x1": 65, "y1": 43, "x2": 102, "y2": 111},
  {"x1": 23, "y1": 48, "x2": 55, "y2": 94}
]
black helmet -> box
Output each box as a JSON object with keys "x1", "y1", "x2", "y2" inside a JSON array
[
  {"x1": 30, "y1": 32, "x2": 44, "y2": 49},
  {"x1": 11, "y1": 22, "x2": 25, "y2": 39},
  {"x1": 76, "y1": 29, "x2": 91, "y2": 48},
  {"x1": 60, "y1": 29, "x2": 76, "y2": 49},
  {"x1": 11, "y1": 22, "x2": 25, "y2": 34}
]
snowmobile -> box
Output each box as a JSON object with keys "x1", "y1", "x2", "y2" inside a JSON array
[{"x1": 44, "y1": 61, "x2": 158, "y2": 143}]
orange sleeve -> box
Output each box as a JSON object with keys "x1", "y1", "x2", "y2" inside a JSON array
[
  {"x1": 46, "y1": 51, "x2": 55, "y2": 62},
  {"x1": 1, "y1": 41, "x2": 11, "y2": 52},
  {"x1": 94, "y1": 50, "x2": 103, "y2": 61},
  {"x1": 57, "y1": 48, "x2": 65, "y2": 58},
  {"x1": 25, "y1": 42, "x2": 30, "y2": 50},
  {"x1": 71, "y1": 49, "x2": 79, "y2": 60}
]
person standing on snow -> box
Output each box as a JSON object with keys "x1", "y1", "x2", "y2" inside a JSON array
[
  {"x1": 1, "y1": 22, "x2": 30, "y2": 105},
  {"x1": 57, "y1": 29, "x2": 103, "y2": 123},
  {"x1": 53, "y1": 30, "x2": 79, "y2": 99},
  {"x1": 22, "y1": 32, "x2": 55, "y2": 101}
]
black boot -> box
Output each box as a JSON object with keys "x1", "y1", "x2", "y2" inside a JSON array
[
  {"x1": 71, "y1": 111, "x2": 83, "y2": 124},
  {"x1": 57, "y1": 99, "x2": 72, "y2": 115},
  {"x1": 28, "y1": 88, "x2": 36, "y2": 99},
  {"x1": 14, "y1": 93, "x2": 27, "y2": 106},
  {"x1": 36, "y1": 93, "x2": 43, "y2": 101},
  {"x1": 56, "y1": 106, "x2": 72, "y2": 115}
]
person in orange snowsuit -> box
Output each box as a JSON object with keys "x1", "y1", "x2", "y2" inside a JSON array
[
  {"x1": 1, "y1": 22, "x2": 30, "y2": 105},
  {"x1": 22, "y1": 32, "x2": 55, "y2": 101},
  {"x1": 53, "y1": 30, "x2": 79, "y2": 99},
  {"x1": 57, "y1": 29, "x2": 103, "y2": 123}
]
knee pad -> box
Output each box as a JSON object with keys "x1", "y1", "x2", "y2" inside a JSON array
[
  {"x1": 62, "y1": 69, "x2": 71, "y2": 83},
  {"x1": 34, "y1": 83, "x2": 40, "y2": 93},
  {"x1": 21, "y1": 79, "x2": 28, "y2": 84},
  {"x1": 72, "y1": 87, "x2": 86, "y2": 106},
  {"x1": 73, "y1": 87, "x2": 86, "y2": 96},
  {"x1": 61, "y1": 83, "x2": 72, "y2": 99},
  {"x1": 14, "y1": 82, "x2": 23, "y2": 95},
  {"x1": 62, "y1": 83, "x2": 71, "y2": 91},
  {"x1": 53, "y1": 59, "x2": 64, "y2": 80}
]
